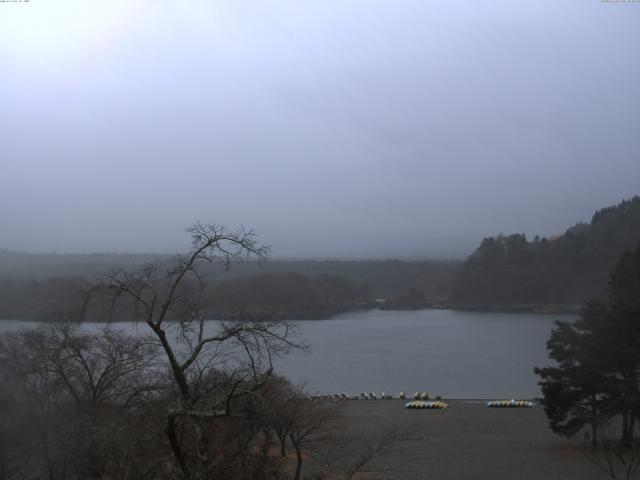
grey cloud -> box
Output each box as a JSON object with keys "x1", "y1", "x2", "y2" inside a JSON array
[{"x1": 1, "y1": 0, "x2": 639, "y2": 257}]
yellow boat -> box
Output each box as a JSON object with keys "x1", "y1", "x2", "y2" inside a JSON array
[
  {"x1": 486, "y1": 399, "x2": 533, "y2": 408},
  {"x1": 405, "y1": 400, "x2": 449, "y2": 409}
]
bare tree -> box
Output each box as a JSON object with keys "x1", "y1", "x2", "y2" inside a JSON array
[
  {"x1": 258, "y1": 375, "x2": 302, "y2": 458},
  {"x1": 0, "y1": 320, "x2": 161, "y2": 480},
  {"x1": 83, "y1": 223, "x2": 303, "y2": 480},
  {"x1": 0, "y1": 384, "x2": 35, "y2": 480},
  {"x1": 584, "y1": 420, "x2": 640, "y2": 480},
  {"x1": 0, "y1": 223, "x2": 395, "y2": 480},
  {"x1": 285, "y1": 398, "x2": 341, "y2": 480},
  {"x1": 19, "y1": 321, "x2": 159, "y2": 409},
  {"x1": 258, "y1": 377, "x2": 406, "y2": 480}
]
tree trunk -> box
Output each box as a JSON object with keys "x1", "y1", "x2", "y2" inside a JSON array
[
  {"x1": 193, "y1": 421, "x2": 209, "y2": 480},
  {"x1": 591, "y1": 397, "x2": 599, "y2": 447},
  {"x1": 293, "y1": 443, "x2": 303, "y2": 480},
  {"x1": 622, "y1": 411, "x2": 633, "y2": 447},
  {"x1": 150, "y1": 324, "x2": 191, "y2": 402},
  {"x1": 280, "y1": 436, "x2": 286, "y2": 457},
  {"x1": 166, "y1": 414, "x2": 190, "y2": 479}
]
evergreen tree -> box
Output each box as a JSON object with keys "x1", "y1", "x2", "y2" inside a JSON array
[
  {"x1": 453, "y1": 196, "x2": 640, "y2": 307},
  {"x1": 602, "y1": 245, "x2": 640, "y2": 444},
  {"x1": 535, "y1": 243, "x2": 640, "y2": 445},
  {"x1": 534, "y1": 302, "x2": 612, "y2": 445}
]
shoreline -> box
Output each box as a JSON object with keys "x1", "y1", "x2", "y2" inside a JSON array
[{"x1": 0, "y1": 305, "x2": 579, "y2": 323}]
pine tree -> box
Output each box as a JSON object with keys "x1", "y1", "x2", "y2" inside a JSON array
[{"x1": 535, "y1": 243, "x2": 640, "y2": 445}]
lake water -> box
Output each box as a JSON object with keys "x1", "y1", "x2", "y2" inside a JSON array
[{"x1": 0, "y1": 309, "x2": 571, "y2": 398}]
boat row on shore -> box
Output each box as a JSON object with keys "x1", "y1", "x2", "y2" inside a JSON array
[
  {"x1": 308, "y1": 391, "x2": 440, "y2": 401},
  {"x1": 307, "y1": 394, "x2": 536, "y2": 409},
  {"x1": 405, "y1": 399, "x2": 535, "y2": 410},
  {"x1": 486, "y1": 399, "x2": 534, "y2": 408},
  {"x1": 405, "y1": 400, "x2": 449, "y2": 409}
]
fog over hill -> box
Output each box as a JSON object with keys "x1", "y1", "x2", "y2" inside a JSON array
[
  {"x1": 452, "y1": 196, "x2": 640, "y2": 308},
  {"x1": 2, "y1": 1, "x2": 639, "y2": 257}
]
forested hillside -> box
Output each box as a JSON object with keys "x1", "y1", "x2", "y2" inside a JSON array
[
  {"x1": 0, "y1": 250, "x2": 458, "y2": 320},
  {"x1": 451, "y1": 197, "x2": 640, "y2": 309},
  {"x1": 0, "y1": 273, "x2": 371, "y2": 321},
  {"x1": 3, "y1": 197, "x2": 638, "y2": 318},
  {"x1": 0, "y1": 250, "x2": 458, "y2": 297},
  {"x1": 205, "y1": 273, "x2": 370, "y2": 319}
]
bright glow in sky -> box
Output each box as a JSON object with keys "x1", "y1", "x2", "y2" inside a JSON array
[
  {"x1": 1, "y1": 1, "x2": 639, "y2": 257},
  {"x1": 1, "y1": 1, "x2": 145, "y2": 68}
]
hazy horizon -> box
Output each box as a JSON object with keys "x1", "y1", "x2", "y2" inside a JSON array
[
  {"x1": 0, "y1": 196, "x2": 635, "y2": 259},
  {"x1": 0, "y1": 237, "x2": 475, "y2": 259},
  {"x1": 2, "y1": 1, "x2": 639, "y2": 257}
]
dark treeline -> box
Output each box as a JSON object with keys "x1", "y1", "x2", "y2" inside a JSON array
[
  {"x1": 235, "y1": 259, "x2": 459, "y2": 299},
  {"x1": 452, "y1": 196, "x2": 640, "y2": 310},
  {"x1": 5, "y1": 195, "x2": 639, "y2": 318},
  {"x1": 0, "y1": 277, "x2": 86, "y2": 321},
  {"x1": 0, "y1": 250, "x2": 161, "y2": 279},
  {"x1": 0, "y1": 274, "x2": 370, "y2": 321},
  {"x1": 0, "y1": 249, "x2": 459, "y2": 298},
  {"x1": 207, "y1": 273, "x2": 370, "y2": 319},
  {"x1": 0, "y1": 255, "x2": 459, "y2": 320}
]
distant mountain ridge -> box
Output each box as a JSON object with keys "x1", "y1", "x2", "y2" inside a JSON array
[
  {"x1": 451, "y1": 196, "x2": 640, "y2": 309},
  {"x1": 0, "y1": 249, "x2": 164, "y2": 279}
]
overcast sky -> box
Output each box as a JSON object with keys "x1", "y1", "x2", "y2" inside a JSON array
[{"x1": 1, "y1": 0, "x2": 639, "y2": 258}]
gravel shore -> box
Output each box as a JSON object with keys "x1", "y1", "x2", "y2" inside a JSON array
[{"x1": 337, "y1": 399, "x2": 603, "y2": 479}]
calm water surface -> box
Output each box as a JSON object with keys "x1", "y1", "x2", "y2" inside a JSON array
[{"x1": 0, "y1": 309, "x2": 572, "y2": 398}]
